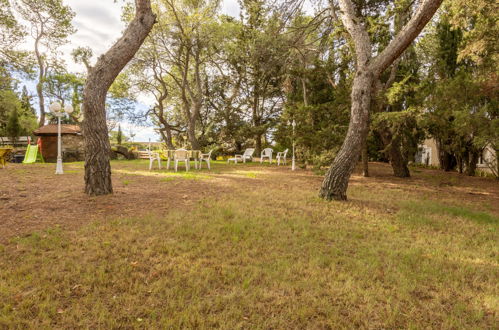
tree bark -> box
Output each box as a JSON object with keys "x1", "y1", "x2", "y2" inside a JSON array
[
  {"x1": 320, "y1": 69, "x2": 374, "y2": 200},
  {"x1": 82, "y1": 0, "x2": 156, "y2": 196},
  {"x1": 34, "y1": 34, "x2": 45, "y2": 127},
  {"x1": 320, "y1": 0, "x2": 442, "y2": 200},
  {"x1": 388, "y1": 139, "x2": 410, "y2": 177},
  {"x1": 187, "y1": 117, "x2": 200, "y2": 150},
  {"x1": 465, "y1": 150, "x2": 479, "y2": 176}
]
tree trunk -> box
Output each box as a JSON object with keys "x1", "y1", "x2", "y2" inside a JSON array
[
  {"x1": 35, "y1": 37, "x2": 45, "y2": 127},
  {"x1": 187, "y1": 119, "x2": 200, "y2": 150},
  {"x1": 83, "y1": 0, "x2": 156, "y2": 196},
  {"x1": 255, "y1": 133, "x2": 262, "y2": 156},
  {"x1": 164, "y1": 127, "x2": 174, "y2": 149},
  {"x1": 159, "y1": 129, "x2": 174, "y2": 149},
  {"x1": 320, "y1": 70, "x2": 374, "y2": 200},
  {"x1": 389, "y1": 139, "x2": 410, "y2": 177},
  {"x1": 436, "y1": 139, "x2": 455, "y2": 171},
  {"x1": 319, "y1": 0, "x2": 442, "y2": 200},
  {"x1": 465, "y1": 150, "x2": 479, "y2": 176}
]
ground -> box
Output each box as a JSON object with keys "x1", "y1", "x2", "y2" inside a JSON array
[{"x1": 0, "y1": 160, "x2": 497, "y2": 328}]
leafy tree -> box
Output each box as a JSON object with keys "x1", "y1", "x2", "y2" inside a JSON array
[
  {"x1": 6, "y1": 107, "x2": 21, "y2": 142},
  {"x1": 82, "y1": 0, "x2": 156, "y2": 196},
  {"x1": 13, "y1": 0, "x2": 75, "y2": 127},
  {"x1": 319, "y1": 0, "x2": 442, "y2": 201},
  {"x1": 117, "y1": 124, "x2": 123, "y2": 145}
]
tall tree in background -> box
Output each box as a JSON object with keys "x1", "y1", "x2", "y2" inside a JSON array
[
  {"x1": 14, "y1": 0, "x2": 75, "y2": 127},
  {"x1": 0, "y1": 0, "x2": 27, "y2": 67},
  {"x1": 319, "y1": 0, "x2": 442, "y2": 201},
  {"x1": 82, "y1": 0, "x2": 156, "y2": 196}
]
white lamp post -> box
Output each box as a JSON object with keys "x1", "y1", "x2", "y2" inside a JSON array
[
  {"x1": 49, "y1": 102, "x2": 74, "y2": 174},
  {"x1": 288, "y1": 119, "x2": 296, "y2": 171}
]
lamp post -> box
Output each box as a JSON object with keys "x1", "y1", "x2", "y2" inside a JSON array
[
  {"x1": 288, "y1": 119, "x2": 296, "y2": 171},
  {"x1": 49, "y1": 102, "x2": 74, "y2": 174}
]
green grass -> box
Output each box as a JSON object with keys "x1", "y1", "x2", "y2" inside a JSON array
[
  {"x1": 399, "y1": 200, "x2": 498, "y2": 226},
  {"x1": 0, "y1": 162, "x2": 497, "y2": 328}
]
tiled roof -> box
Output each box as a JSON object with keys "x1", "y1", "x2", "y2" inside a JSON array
[{"x1": 34, "y1": 125, "x2": 81, "y2": 135}]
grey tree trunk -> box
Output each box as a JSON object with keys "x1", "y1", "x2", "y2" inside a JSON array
[
  {"x1": 34, "y1": 36, "x2": 45, "y2": 127},
  {"x1": 83, "y1": 0, "x2": 156, "y2": 196},
  {"x1": 320, "y1": 0, "x2": 442, "y2": 200},
  {"x1": 320, "y1": 70, "x2": 374, "y2": 200}
]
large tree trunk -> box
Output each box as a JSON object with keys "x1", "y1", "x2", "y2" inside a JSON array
[
  {"x1": 320, "y1": 70, "x2": 374, "y2": 200},
  {"x1": 187, "y1": 118, "x2": 200, "y2": 150},
  {"x1": 83, "y1": 0, "x2": 156, "y2": 196},
  {"x1": 320, "y1": 0, "x2": 442, "y2": 200}
]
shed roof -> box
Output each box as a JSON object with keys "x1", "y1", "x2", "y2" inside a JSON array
[{"x1": 34, "y1": 124, "x2": 81, "y2": 136}]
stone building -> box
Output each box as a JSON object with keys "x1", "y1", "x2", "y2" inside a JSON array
[
  {"x1": 415, "y1": 138, "x2": 498, "y2": 175},
  {"x1": 33, "y1": 125, "x2": 84, "y2": 162}
]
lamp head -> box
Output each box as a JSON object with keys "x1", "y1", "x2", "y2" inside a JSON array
[
  {"x1": 64, "y1": 104, "x2": 74, "y2": 114},
  {"x1": 49, "y1": 102, "x2": 62, "y2": 114}
]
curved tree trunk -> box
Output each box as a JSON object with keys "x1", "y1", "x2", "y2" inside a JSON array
[
  {"x1": 35, "y1": 36, "x2": 46, "y2": 127},
  {"x1": 319, "y1": 0, "x2": 442, "y2": 200},
  {"x1": 83, "y1": 0, "x2": 156, "y2": 196},
  {"x1": 320, "y1": 70, "x2": 374, "y2": 200}
]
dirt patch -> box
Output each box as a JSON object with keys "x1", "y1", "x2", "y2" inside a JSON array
[{"x1": 0, "y1": 162, "x2": 235, "y2": 242}]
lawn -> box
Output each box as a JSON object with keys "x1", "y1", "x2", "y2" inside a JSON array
[{"x1": 0, "y1": 161, "x2": 497, "y2": 328}]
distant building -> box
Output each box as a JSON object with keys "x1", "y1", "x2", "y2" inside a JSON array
[
  {"x1": 415, "y1": 138, "x2": 498, "y2": 175},
  {"x1": 33, "y1": 124, "x2": 84, "y2": 162}
]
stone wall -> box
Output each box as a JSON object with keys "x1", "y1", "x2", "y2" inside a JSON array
[{"x1": 39, "y1": 134, "x2": 84, "y2": 162}]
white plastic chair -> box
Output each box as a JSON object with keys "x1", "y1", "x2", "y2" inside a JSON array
[
  {"x1": 228, "y1": 148, "x2": 255, "y2": 164},
  {"x1": 260, "y1": 148, "x2": 273, "y2": 164},
  {"x1": 276, "y1": 149, "x2": 288, "y2": 166},
  {"x1": 147, "y1": 149, "x2": 161, "y2": 170},
  {"x1": 174, "y1": 149, "x2": 190, "y2": 172},
  {"x1": 199, "y1": 150, "x2": 213, "y2": 169}
]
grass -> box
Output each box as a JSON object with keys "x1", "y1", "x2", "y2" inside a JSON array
[{"x1": 0, "y1": 161, "x2": 498, "y2": 328}]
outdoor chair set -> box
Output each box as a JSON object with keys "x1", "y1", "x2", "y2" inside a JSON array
[
  {"x1": 142, "y1": 146, "x2": 288, "y2": 171},
  {"x1": 141, "y1": 148, "x2": 213, "y2": 172},
  {"x1": 227, "y1": 148, "x2": 289, "y2": 165}
]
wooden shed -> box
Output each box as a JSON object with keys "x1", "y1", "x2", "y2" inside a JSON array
[{"x1": 33, "y1": 125, "x2": 84, "y2": 162}]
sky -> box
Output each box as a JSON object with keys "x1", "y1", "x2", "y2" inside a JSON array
[{"x1": 22, "y1": 0, "x2": 241, "y2": 142}]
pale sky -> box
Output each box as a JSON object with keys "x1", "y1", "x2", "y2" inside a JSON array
[{"x1": 63, "y1": 0, "x2": 240, "y2": 73}]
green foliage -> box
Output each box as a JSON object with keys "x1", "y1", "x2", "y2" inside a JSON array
[
  {"x1": 117, "y1": 125, "x2": 123, "y2": 145},
  {"x1": 372, "y1": 108, "x2": 425, "y2": 160},
  {"x1": 0, "y1": 66, "x2": 37, "y2": 137},
  {"x1": 6, "y1": 107, "x2": 21, "y2": 140}
]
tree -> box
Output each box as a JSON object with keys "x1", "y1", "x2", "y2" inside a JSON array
[
  {"x1": 117, "y1": 124, "x2": 123, "y2": 145},
  {"x1": 6, "y1": 107, "x2": 21, "y2": 142},
  {"x1": 82, "y1": 0, "x2": 156, "y2": 196},
  {"x1": 13, "y1": 0, "x2": 75, "y2": 127},
  {"x1": 319, "y1": 0, "x2": 442, "y2": 201}
]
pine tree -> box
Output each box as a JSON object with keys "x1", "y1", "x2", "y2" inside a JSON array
[
  {"x1": 6, "y1": 107, "x2": 21, "y2": 143},
  {"x1": 117, "y1": 124, "x2": 123, "y2": 145}
]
